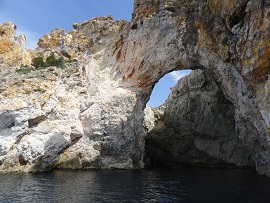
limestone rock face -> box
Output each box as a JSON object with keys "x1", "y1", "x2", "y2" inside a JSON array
[
  {"x1": 1, "y1": 0, "x2": 270, "y2": 176},
  {"x1": 35, "y1": 16, "x2": 130, "y2": 61},
  {"x1": 0, "y1": 65, "x2": 84, "y2": 172},
  {"x1": 0, "y1": 107, "x2": 70, "y2": 172},
  {"x1": 0, "y1": 16, "x2": 144, "y2": 172},
  {"x1": 256, "y1": 79, "x2": 270, "y2": 135},
  {"x1": 0, "y1": 22, "x2": 31, "y2": 66},
  {"x1": 145, "y1": 70, "x2": 254, "y2": 167}
]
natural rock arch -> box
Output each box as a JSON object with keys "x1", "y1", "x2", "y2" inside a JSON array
[
  {"x1": 118, "y1": 0, "x2": 270, "y2": 175},
  {"x1": 0, "y1": 0, "x2": 270, "y2": 177}
]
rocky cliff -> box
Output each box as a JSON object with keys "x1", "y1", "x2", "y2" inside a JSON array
[
  {"x1": 145, "y1": 70, "x2": 254, "y2": 168},
  {"x1": 1, "y1": 0, "x2": 270, "y2": 177},
  {"x1": 0, "y1": 22, "x2": 32, "y2": 66}
]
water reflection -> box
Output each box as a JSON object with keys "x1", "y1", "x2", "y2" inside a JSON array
[{"x1": 1, "y1": 167, "x2": 270, "y2": 202}]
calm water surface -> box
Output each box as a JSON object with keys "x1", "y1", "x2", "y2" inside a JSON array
[{"x1": 1, "y1": 167, "x2": 270, "y2": 202}]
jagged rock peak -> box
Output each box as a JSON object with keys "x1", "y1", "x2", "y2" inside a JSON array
[
  {"x1": 37, "y1": 16, "x2": 130, "y2": 52},
  {"x1": 0, "y1": 22, "x2": 31, "y2": 66}
]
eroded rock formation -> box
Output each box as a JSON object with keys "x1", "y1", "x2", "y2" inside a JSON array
[
  {"x1": 145, "y1": 70, "x2": 254, "y2": 167},
  {"x1": 0, "y1": 22, "x2": 32, "y2": 66},
  {"x1": 0, "y1": 0, "x2": 270, "y2": 176}
]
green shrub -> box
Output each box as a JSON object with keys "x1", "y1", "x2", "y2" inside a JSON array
[
  {"x1": 16, "y1": 65, "x2": 33, "y2": 74},
  {"x1": 32, "y1": 57, "x2": 45, "y2": 68},
  {"x1": 56, "y1": 58, "x2": 65, "y2": 69},
  {"x1": 30, "y1": 54, "x2": 78, "y2": 71},
  {"x1": 35, "y1": 66, "x2": 47, "y2": 70},
  {"x1": 45, "y1": 53, "x2": 64, "y2": 67}
]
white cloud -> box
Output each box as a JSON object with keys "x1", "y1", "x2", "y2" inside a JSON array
[{"x1": 169, "y1": 70, "x2": 191, "y2": 82}]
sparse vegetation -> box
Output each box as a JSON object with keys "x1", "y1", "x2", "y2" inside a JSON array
[
  {"x1": 34, "y1": 54, "x2": 77, "y2": 69},
  {"x1": 16, "y1": 54, "x2": 79, "y2": 74},
  {"x1": 16, "y1": 65, "x2": 33, "y2": 74},
  {"x1": 31, "y1": 57, "x2": 45, "y2": 68},
  {"x1": 44, "y1": 54, "x2": 65, "y2": 68}
]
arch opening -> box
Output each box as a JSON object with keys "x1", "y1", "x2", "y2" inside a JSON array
[
  {"x1": 147, "y1": 70, "x2": 192, "y2": 107},
  {"x1": 144, "y1": 69, "x2": 255, "y2": 168}
]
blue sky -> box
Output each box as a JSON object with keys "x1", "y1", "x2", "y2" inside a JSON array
[
  {"x1": 0, "y1": 0, "x2": 191, "y2": 107},
  {"x1": 0, "y1": 0, "x2": 134, "y2": 48},
  {"x1": 149, "y1": 70, "x2": 191, "y2": 107}
]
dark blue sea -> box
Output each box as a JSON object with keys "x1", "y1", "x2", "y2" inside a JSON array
[{"x1": 1, "y1": 166, "x2": 270, "y2": 202}]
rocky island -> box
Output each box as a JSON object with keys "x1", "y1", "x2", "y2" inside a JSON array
[{"x1": 1, "y1": 0, "x2": 270, "y2": 178}]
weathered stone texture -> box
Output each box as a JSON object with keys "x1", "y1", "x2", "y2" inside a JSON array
[
  {"x1": 145, "y1": 70, "x2": 254, "y2": 168},
  {"x1": 0, "y1": 22, "x2": 32, "y2": 66},
  {"x1": 0, "y1": 0, "x2": 270, "y2": 177}
]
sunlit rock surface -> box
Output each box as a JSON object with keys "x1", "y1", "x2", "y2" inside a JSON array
[
  {"x1": 0, "y1": 22, "x2": 31, "y2": 66},
  {"x1": 0, "y1": 0, "x2": 270, "y2": 176}
]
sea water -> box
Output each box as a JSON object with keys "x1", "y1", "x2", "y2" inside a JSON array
[{"x1": 1, "y1": 166, "x2": 270, "y2": 202}]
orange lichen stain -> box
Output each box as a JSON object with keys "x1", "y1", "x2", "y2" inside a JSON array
[
  {"x1": 116, "y1": 49, "x2": 122, "y2": 61},
  {"x1": 115, "y1": 37, "x2": 123, "y2": 49},
  {"x1": 40, "y1": 93, "x2": 51, "y2": 108},
  {"x1": 51, "y1": 39, "x2": 59, "y2": 47},
  {"x1": 127, "y1": 69, "x2": 135, "y2": 79},
  {"x1": 0, "y1": 40, "x2": 12, "y2": 54},
  {"x1": 137, "y1": 76, "x2": 151, "y2": 88},
  {"x1": 247, "y1": 36, "x2": 270, "y2": 82},
  {"x1": 3, "y1": 80, "x2": 53, "y2": 99},
  {"x1": 122, "y1": 68, "x2": 135, "y2": 82},
  {"x1": 142, "y1": 7, "x2": 157, "y2": 19},
  {"x1": 196, "y1": 23, "x2": 218, "y2": 55},
  {"x1": 137, "y1": 59, "x2": 145, "y2": 71},
  {"x1": 112, "y1": 37, "x2": 124, "y2": 56},
  {"x1": 208, "y1": 0, "x2": 222, "y2": 13},
  {"x1": 208, "y1": 0, "x2": 234, "y2": 14},
  {"x1": 252, "y1": 66, "x2": 268, "y2": 82},
  {"x1": 2, "y1": 86, "x2": 17, "y2": 99},
  {"x1": 257, "y1": 9, "x2": 270, "y2": 30}
]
